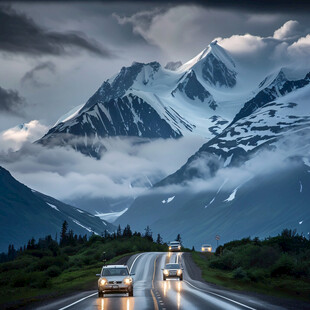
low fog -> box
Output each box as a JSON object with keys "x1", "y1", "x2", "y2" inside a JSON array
[
  {"x1": 0, "y1": 135, "x2": 205, "y2": 202},
  {"x1": 150, "y1": 130, "x2": 310, "y2": 197},
  {"x1": 1, "y1": 126, "x2": 309, "y2": 214}
]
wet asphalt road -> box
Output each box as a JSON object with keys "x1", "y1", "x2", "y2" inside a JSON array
[{"x1": 36, "y1": 252, "x2": 304, "y2": 310}]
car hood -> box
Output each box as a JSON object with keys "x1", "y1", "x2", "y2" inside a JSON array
[{"x1": 103, "y1": 276, "x2": 127, "y2": 282}]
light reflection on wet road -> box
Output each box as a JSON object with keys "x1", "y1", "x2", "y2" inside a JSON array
[{"x1": 39, "y1": 251, "x2": 287, "y2": 310}]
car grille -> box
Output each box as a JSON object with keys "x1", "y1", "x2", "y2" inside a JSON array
[{"x1": 108, "y1": 281, "x2": 122, "y2": 284}]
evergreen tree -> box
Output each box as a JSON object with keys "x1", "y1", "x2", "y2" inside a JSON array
[
  {"x1": 123, "y1": 224, "x2": 132, "y2": 237},
  {"x1": 156, "y1": 234, "x2": 163, "y2": 244},
  {"x1": 8, "y1": 244, "x2": 16, "y2": 260},
  {"x1": 27, "y1": 237, "x2": 36, "y2": 250},
  {"x1": 60, "y1": 220, "x2": 68, "y2": 246},
  {"x1": 117, "y1": 225, "x2": 122, "y2": 238},
  {"x1": 175, "y1": 234, "x2": 182, "y2": 245},
  {"x1": 68, "y1": 229, "x2": 75, "y2": 245},
  {"x1": 104, "y1": 229, "x2": 110, "y2": 239},
  {"x1": 144, "y1": 226, "x2": 153, "y2": 242}
]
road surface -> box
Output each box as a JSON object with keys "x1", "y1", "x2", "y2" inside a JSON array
[{"x1": 36, "y1": 252, "x2": 302, "y2": 310}]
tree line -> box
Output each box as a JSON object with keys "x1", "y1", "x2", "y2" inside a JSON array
[{"x1": 0, "y1": 222, "x2": 173, "y2": 263}]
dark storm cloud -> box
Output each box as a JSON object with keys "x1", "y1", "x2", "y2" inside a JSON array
[
  {"x1": 0, "y1": 6, "x2": 113, "y2": 57},
  {"x1": 187, "y1": 0, "x2": 310, "y2": 13},
  {"x1": 2, "y1": 1, "x2": 310, "y2": 13},
  {"x1": 21, "y1": 61, "x2": 56, "y2": 88},
  {"x1": 0, "y1": 86, "x2": 26, "y2": 116}
]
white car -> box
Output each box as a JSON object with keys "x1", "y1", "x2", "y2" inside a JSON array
[
  {"x1": 168, "y1": 241, "x2": 181, "y2": 252},
  {"x1": 162, "y1": 263, "x2": 183, "y2": 281},
  {"x1": 201, "y1": 244, "x2": 212, "y2": 252},
  {"x1": 97, "y1": 265, "x2": 134, "y2": 297}
]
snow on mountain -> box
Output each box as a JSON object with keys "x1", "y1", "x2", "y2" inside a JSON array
[
  {"x1": 94, "y1": 208, "x2": 128, "y2": 223},
  {"x1": 38, "y1": 41, "x2": 261, "y2": 157},
  {"x1": 233, "y1": 70, "x2": 310, "y2": 124},
  {"x1": 116, "y1": 67, "x2": 310, "y2": 248},
  {"x1": 54, "y1": 104, "x2": 83, "y2": 126},
  {"x1": 178, "y1": 41, "x2": 237, "y2": 88}
]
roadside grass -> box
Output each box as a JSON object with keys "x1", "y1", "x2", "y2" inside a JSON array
[
  {"x1": 191, "y1": 236, "x2": 310, "y2": 302},
  {"x1": 0, "y1": 234, "x2": 167, "y2": 308},
  {"x1": 0, "y1": 252, "x2": 136, "y2": 307}
]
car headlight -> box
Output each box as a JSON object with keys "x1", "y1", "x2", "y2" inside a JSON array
[
  {"x1": 99, "y1": 278, "x2": 108, "y2": 286},
  {"x1": 178, "y1": 245, "x2": 181, "y2": 249},
  {"x1": 163, "y1": 269, "x2": 169, "y2": 276},
  {"x1": 124, "y1": 277, "x2": 133, "y2": 284},
  {"x1": 169, "y1": 246, "x2": 171, "y2": 250},
  {"x1": 177, "y1": 269, "x2": 182, "y2": 275}
]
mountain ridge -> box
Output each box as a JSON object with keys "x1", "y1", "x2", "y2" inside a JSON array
[{"x1": 0, "y1": 166, "x2": 115, "y2": 252}]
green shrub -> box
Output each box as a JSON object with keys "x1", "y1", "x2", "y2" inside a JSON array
[
  {"x1": 292, "y1": 261, "x2": 310, "y2": 278},
  {"x1": 209, "y1": 250, "x2": 236, "y2": 270},
  {"x1": 247, "y1": 269, "x2": 267, "y2": 282},
  {"x1": 11, "y1": 273, "x2": 32, "y2": 287},
  {"x1": 62, "y1": 246, "x2": 80, "y2": 256},
  {"x1": 34, "y1": 255, "x2": 68, "y2": 271},
  {"x1": 46, "y1": 266, "x2": 62, "y2": 278},
  {"x1": 30, "y1": 273, "x2": 49, "y2": 288},
  {"x1": 232, "y1": 267, "x2": 247, "y2": 280},
  {"x1": 69, "y1": 257, "x2": 83, "y2": 268},
  {"x1": 270, "y1": 254, "x2": 295, "y2": 277},
  {"x1": 26, "y1": 249, "x2": 51, "y2": 258}
]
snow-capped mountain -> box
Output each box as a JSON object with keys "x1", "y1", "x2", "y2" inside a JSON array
[
  {"x1": 38, "y1": 41, "x2": 255, "y2": 158},
  {"x1": 117, "y1": 69, "x2": 310, "y2": 248},
  {"x1": 233, "y1": 70, "x2": 310, "y2": 124},
  {"x1": 156, "y1": 70, "x2": 310, "y2": 184},
  {"x1": 0, "y1": 166, "x2": 115, "y2": 252}
]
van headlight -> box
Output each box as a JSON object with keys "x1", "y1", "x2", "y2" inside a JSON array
[
  {"x1": 124, "y1": 277, "x2": 133, "y2": 284},
  {"x1": 178, "y1": 245, "x2": 181, "y2": 249},
  {"x1": 177, "y1": 269, "x2": 182, "y2": 275},
  {"x1": 163, "y1": 269, "x2": 169, "y2": 276},
  {"x1": 169, "y1": 246, "x2": 171, "y2": 250}
]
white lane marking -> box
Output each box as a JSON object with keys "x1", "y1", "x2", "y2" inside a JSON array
[
  {"x1": 129, "y1": 253, "x2": 144, "y2": 274},
  {"x1": 58, "y1": 293, "x2": 97, "y2": 310},
  {"x1": 59, "y1": 253, "x2": 145, "y2": 310},
  {"x1": 183, "y1": 280, "x2": 256, "y2": 310}
]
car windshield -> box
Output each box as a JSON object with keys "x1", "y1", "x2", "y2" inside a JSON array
[
  {"x1": 165, "y1": 264, "x2": 180, "y2": 269},
  {"x1": 202, "y1": 245, "x2": 211, "y2": 247},
  {"x1": 102, "y1": 268, "x2": 129, "y2": 276},
  {"x1": 170, "y1": 242, "x2": 180, "y2": 245}
]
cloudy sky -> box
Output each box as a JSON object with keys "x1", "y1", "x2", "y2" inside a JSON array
[
  {"x1": 0, "y1": 1, "x2": 310, "y2": 206},
  {"x1": 1, "y1": 1, "x2": 310, "y2": 133}
]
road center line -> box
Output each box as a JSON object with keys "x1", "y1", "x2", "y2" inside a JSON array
[
  {"x1": 58, "y1": 252, "x2": 145, "y2": 310},
  {"x1": 183, "y1": 280, "x2": 256, "y2": 310},
  {"x1": 151, "y1": 254, "x2": 160, "y2": 310}
]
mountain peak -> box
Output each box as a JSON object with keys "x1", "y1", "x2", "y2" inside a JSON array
[
  {"x1": 177, "y1": 42, "x2": 237, "y2": 88},
  {"x1": 268, "y1": 69, "x2": 288, "y2": 89}
]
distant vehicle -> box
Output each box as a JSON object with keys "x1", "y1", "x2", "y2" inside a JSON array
[
  {"x1": 168, "y1": 241, "x2": 181, "y2": 252},
  {"x1": 162, "y1": 263, "x2": 183, "y2": 281},
  {"x1": 201, "y1": 244, "x2": 212, "y2": 252},
  {"x1": 96, "y1": 265, "x2": 134, "y2": 298}
]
